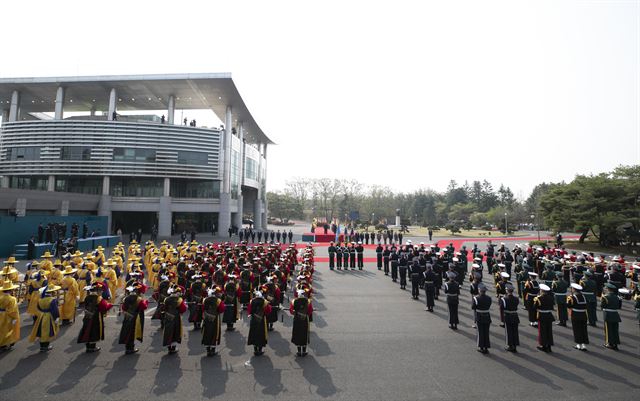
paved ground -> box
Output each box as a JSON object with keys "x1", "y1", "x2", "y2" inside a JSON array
[{"x1": 1, "y1": 245, "x2": 639, "y2": 401}]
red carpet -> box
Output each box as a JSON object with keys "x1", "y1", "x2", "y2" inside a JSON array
[{"x1": 302, "y1": 228, "x2": 336, "y2": 243}]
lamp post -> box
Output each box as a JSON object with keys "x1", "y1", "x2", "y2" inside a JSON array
[
  {"x1": 504, "y1": 212, "x2": 508, "y2": 235},
  {"x1": 530, "y1": 214, "x2": 540, "y2": 241}
]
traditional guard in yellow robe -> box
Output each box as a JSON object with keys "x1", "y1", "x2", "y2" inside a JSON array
[
  {"x1": 0, "y1": 280, "x2": 20, "y2": 350},
  {"x1": 29, "y1": 283, "x2": 61, "y2": 352},
  {"x1": 60, "y1": 265, "x2": 79, "y2": 325}
]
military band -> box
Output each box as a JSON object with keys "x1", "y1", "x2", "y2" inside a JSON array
[{"x1": 0, "y1": 238, "x2": 317, "y2": 359}]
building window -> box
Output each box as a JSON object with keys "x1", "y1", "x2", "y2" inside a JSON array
[
  {"x1": 170, "y1": 179, "x2": 220, "y2": 199},
  {"x1": 60, "y1": 146, "x2": 92, "y2": 160},
  {"x1": 9, "y1": 176, "x2": 48, "y2": 190},
  {"x1": 6, "y1": 147, "x2": 40, "y2": 161},
  {"x1": 177, "y1": 151, "x2": 208, "y2": 165},
  {"x1": 113, "y1": 148, "x2": 156, "y2": 162},
  {"x1": 110, "y1": 177, "x2": 163, "y2": 197},
  {"x1": 55, "y1": 176, "x2": 102, "y2": 194},
  {"x1": 245, "y1": 157, "x2": 258, "y2": 181}
]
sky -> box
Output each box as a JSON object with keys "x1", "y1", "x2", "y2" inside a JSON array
[{"x1": 0, "y1": 0, "x2": 638, "y2": 200}]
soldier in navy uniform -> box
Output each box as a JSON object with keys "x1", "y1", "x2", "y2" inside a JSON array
[
  {"x1": 356, "y1": 242, "x2": 364, "y2": 270},
  {"x1": 382, "y1": 245, "x2": 390, "y2": 275},
  {"x1": 444, "y1": 272, "x2": 460, "y2": 330},
  {"x1": 328, "y1": 242, "x2": 336, "y2": 270},
  {"x1": 398, "y1": 252, "x2": 408, "y2": 290},
  {"x1": 423, "y1": 264, "x2": 436, "y2": 312},
  {"x1": 567, "y1": 283, "x2": 589, "y2": 350},
  {"x1": 524, "y1": 272, "x2": 540, "y2": 327},
  {"x1": 552, "y1": 272, "x2": 569, "y2": 327},
  {"x1": 343, "y1": 244, "x2": 350, "y2": 269},
  {"x1": 472, "y1": 284, "x2": 492, "y2": 353},
  {"x1": 500, "y1": 284, "x2": 520, "y2": 352},
  {"x1": 336, "y1": 244, "x2": 343, "y2": 270},
  {"x1": 534, "y1": 284, "x2": 556, "y2": 352},
  {"x1": 409, "y1": 259, "x2": 422, "y2": 300},
  {"x1": 349, "y1": 243, "x2": 356, "y2": 269},
  {"x1": 390, "y1": 247, "x2": 399, "y2": 282}
]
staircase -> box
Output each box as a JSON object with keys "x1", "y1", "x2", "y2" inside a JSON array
[{"x1": 13, "y1": 244, "x2": 28, "y2": 259}]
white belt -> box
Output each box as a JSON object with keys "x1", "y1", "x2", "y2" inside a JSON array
[
  {"x1": 582, "y1": 292, "x2": 593, "y2": 295},
  {"x1": 476, "y1": 309, "x2": 490, "y2": 313},
  {"x1": 554, "y1": 292, "x2": 567, "y2": 296},
  {"x1": 603, "y1": 308, "x2": 619, "y2": 312},
  {"x1": 503, "y1": 310, "x2": 518, "y2": 314},
  {"x1": 538, "y1": 310, "x2": 553, "y2": 313}
]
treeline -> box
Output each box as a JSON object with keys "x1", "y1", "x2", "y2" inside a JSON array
[{"x1": 266, "y1": 165, "x2": 639, "y2": 245}]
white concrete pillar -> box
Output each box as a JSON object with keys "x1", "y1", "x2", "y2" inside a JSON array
[
  {"x1": 233, "y1": 122, "x2": 245, "y2": 229},
  {"x1": 8, "y1": 90, "x2": 20, "y2": 122},
  {"x1": 158, "y1": 196, "x2": 171, "y2": 237},
  {"x1": 219, "y1": 193, "x2": 232, "y2": 236},
  {"x1": 253, "y1": 198, "x2": 263, "y2": 230},
  {"x1": 108, "y1": 88, "x2": 117, "y2": 120},
  {"x1": 167, "y1": 95, "x2": 175, "y2": 124},
  {"x1": 54, "y1": 86, "x2": 65, "y2": 120},
  {"x1": 222, "y1": 105, "x2": 233, "y2": 194},
  {"x1": 1, "y1": 109, "x2": 9, "y2": 124},
  {"x1": 262, "y1": 144, "x2": 268, "y2": 229},
  {"x1": 0, "y1": 176, "x2": 9, "y2": 188},
  {"x1": 47, "y1": 175, "x2": 55, "y2": 192},
  {"x1": 102, "y1": 176, "x2": 110, "y2": 195},
  {"x1": 163, "y1": 177, "x2": 170, "y2": 197},
  {"x1": 90, "y1": 106, "x2": 96, "y2": 116},
  {"x1": 98, "y1": 195, "x2": 112, "y2": 235}
]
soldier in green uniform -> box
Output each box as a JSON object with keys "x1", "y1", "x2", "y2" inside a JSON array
[
  {"x1": 601, "y1": 283, "x2": 622, "y2": 350},
  {"x1": 515, "y1": 262, "x2": 529, "y2": 299},
  {"x1": 579, "y1": 270, "x2": 598, "y2": 327},
  {"x1": 552, "y1": 272, "x2": 569, "y2": 327},
  {"x1": 540, "y1": 264, "x2": 555, "y2": 288}
]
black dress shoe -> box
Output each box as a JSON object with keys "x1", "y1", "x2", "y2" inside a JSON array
[
  {"x1": 125, "y1": 348, "x2": 139, "y2": 355},
  {"x1": 536, "y1": 345, "x2": 545, "y2": 351}
]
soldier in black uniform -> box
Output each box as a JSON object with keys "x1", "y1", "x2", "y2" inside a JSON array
[
  {"x1": 328, "y1": 242, "x2": 336, "y2": 270},
  {"x1": 398, "y1": 253, "x2": 408, "y2": 290},
  {"x1": 349, "y1": 244, "x2": 356, "y2": 269},
  {"x1": 356, "y1": 242, "x2": 364, "y2": 270},
  {"x1": 567, "y1": 283, "x2": 589, "y2": 350},
  {"x1": 188, "y1": 274, "x2": 206, "y2": 330},
  {"x1": 390, "y1": 247, "x2": 399, "y2": 282},
  {"x1": 534, "y1": 284, "x2": 556, "y2": 352},
  {"x1": 336, "y1": 244, "x2": 343, "y2": 270},
  {"x1": 423, "y1": 264, "x2": 436, "y2": 312},
  {"x1": 444, "y1": 272, "x2": 460, "y2": 330},
  {"x1": 343, "y1": 244, "x2": 350, "y2": 269},
  {"x1": 376, "y1": 243, "x2": 383, "y2": 271},
  {"x1": 500, "y1": 284, "x2": 520, "y2": 352},
  {"x1": 382, "y1": 245, "x2": 390, "y2": 275},
  {"x1": 472, "y1": 284, "x2": 492, "y2": 353},
  {"x1": 523, "y1": 272, "x2": 540, "y2": 327},
  {"x1": 409, "y1": 259, "x2": 422, "y2": 300}
]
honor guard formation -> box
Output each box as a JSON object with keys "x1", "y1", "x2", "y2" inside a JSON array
[
  {"x1": 345, "y1": 239, "x2": 639, "y2": 354},
  {"x1": 0, "y1": 240, "x2": 316, "y2": 358}
]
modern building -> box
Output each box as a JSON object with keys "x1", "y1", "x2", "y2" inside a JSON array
[{"x1": 0, "y1": 73, "x2": 272, "y2": 237}]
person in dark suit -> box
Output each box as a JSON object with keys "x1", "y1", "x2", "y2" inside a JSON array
[
  {"x1": 27, "y1": 236, "x2": 36, "y2": 259},
  {"x1": 37, "y1": 224, "x2": 44, "y2": 243}
]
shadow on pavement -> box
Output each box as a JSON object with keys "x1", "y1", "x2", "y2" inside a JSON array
[
  {"x1": 200, "y1": 355, "x2": 228, "y2": 397},
  {"x1": 46, "y1": 351, "x2": 100, "y2": 394},
  {"x1": 268, "y1": 329, "x2": 291, "y2": 357},
  {"x1": 101, "y1": 353, "x2": 141, "y2": 394},
  {"x1": 296, "y1": 355, "x2": 339, "y2": 398},
  {"x1": 252, "y1": 355, "x2": 285, "y2": 396},
  {"x1": 0, "y1": 352, "x2": 47, "y2": 389},
  {"x1": 153, "y1": 353, "x2": 182, "y2": 395},
  {"x1": 224, "y1": 329, "x2": 246, "y2": 356}
]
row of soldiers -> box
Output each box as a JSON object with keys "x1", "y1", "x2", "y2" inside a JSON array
[
  {"x1": 0, "y1": 240, "x2": 317, "y2": 358},
  {"x1": 327, "y1": 242, "x2": 366, "y2": 270},
  {"x1": 238, "y1": 229, "x2": 294, "y2": 244},
  {"x1": 375, "y1": 241, "x2": 640, "y2": 353}
]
